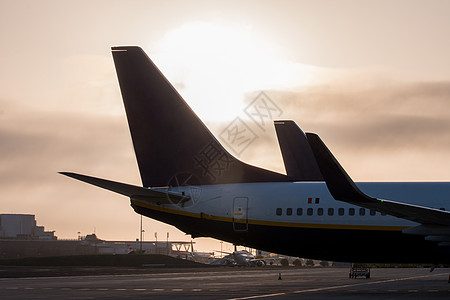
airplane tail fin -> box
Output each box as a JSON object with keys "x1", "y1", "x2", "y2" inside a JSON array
[
  {"x1": 274, "y1": 121, "x2": 323, "y2": 181},
  {"x1": 305, "y1": 133, "x2": 450, "y2": 226},
  {"x1": 112, "y1": 46, "x2": 289, "y2": 187},
  {"x1": 305, "y1": 133, "x2": 367, "y2": 200}
]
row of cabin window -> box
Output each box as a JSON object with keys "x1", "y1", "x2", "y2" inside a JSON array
[{"x1": 276, "y1": 207, "x2": 386, "y2": 217}]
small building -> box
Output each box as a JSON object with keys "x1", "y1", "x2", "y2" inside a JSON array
[
  {"x1": 0, "y1": 214, "x2": 196, "y2": 259},
  {"x1": 0, "y1": 214, "x2": 55, "y2": 240}
]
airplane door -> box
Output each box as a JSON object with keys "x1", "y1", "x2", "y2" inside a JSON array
[{"x1": 233, "y1": 197, "x2": 248, "y2": 231}]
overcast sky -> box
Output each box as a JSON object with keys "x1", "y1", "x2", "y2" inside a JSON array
[{"x1": 1, "y1": 0, "x2": 450, "y2": 251}]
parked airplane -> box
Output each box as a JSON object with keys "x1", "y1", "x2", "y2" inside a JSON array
[
  {"x1": 212, "y1": 246, "x2": 266, "y2": 267},
  {"x1": 186, "y1": 251, "x2": 215, "y2": 264},
  {"x1": 212, "y1": 250, "x2": 265, "y2": 267},
  {"x1": 61, "y1": 46, "x2": 450, "y2": 264}
]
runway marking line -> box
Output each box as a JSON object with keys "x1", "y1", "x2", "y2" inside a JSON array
[
  {"x1": 226, "y1": 272, "x2": 446, "y2": 300},
  {"x1": 228, "y1": 292, "x2": 287, "y2": 299}
]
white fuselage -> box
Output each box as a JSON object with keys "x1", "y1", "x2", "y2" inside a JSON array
[
  {"x1": 133, "y1": 181, "x2": 450, "y2": 262},
  {"x1": 164, "y1": 181, "x2": 449, "y2": 230}
]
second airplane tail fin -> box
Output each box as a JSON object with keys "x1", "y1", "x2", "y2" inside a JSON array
[
  {"x1": 112, "y1": 46, "x2": 290, "y2": 187},
  {"x1": 274, "y1": 120, "x2": 323, "y2": 181}
]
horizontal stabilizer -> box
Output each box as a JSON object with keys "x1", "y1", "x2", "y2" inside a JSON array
[
  {"x1": 305, "y1": 133, "x2": 450, "y2": 227},
  {"x1": 59, "y1": 172, "x2": 188, "y2": 204}
]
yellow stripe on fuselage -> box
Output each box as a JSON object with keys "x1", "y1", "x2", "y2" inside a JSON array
[{"x1": 132, "y1": 200, "x2": 409, "y2": 232}]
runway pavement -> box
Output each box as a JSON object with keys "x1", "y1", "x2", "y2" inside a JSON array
[{"x1": 0, "y1": 267, "x2": 449, "y2": 299}]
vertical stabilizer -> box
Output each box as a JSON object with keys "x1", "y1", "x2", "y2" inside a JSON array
[
  {"x1": 274, "y1": 120, "x2": 323, "y2": 181},
  {"x1": 112, "y1": 46, "x2": 290, "y2": 187}
]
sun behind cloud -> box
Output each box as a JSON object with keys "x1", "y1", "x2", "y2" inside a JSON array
[{"x1": 150, "y1": 21, "x2": 321, "y2": 122}]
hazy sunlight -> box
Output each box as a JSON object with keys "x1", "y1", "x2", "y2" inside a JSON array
[{"x1": 151, "y1": 21, "x2": 319, "y2": 121}]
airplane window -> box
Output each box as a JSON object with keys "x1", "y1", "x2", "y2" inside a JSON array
[
  {"x1": 276, "y1": 208, "x2": 282, "y2": 216},
  {"x1": 317, "y1": 208, "x2": 323, "y2": 216},
  {"x1": 328, "y1": 208, "x2": 334, "y2": 216},
  {"x1": 359, "y1": 208, "x2": 366, "y2": 216},
  {"x1": 370, "y1": 209, "x2": 376, "y2": 216},
  {"x1": 307, "y1": 208, "x2": 313, "y2": 216},
  {"x1": 286, "y1": 208, "x2": 293, "y2": 216},
  {"x1": 338, "y1": 208, "x2": 344, "y2": 216},
  {"x1": 349, "y1": 208, "x2": 355, "y2": 216},
  {"x1": 296, "y1": 208, "x2": 303, "y2": 216}
]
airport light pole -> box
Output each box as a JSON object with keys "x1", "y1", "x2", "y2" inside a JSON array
[
  {"x1": 139, "y1": 215, "x2": 143, "y2": 254},
  {"x1": 166, "y1": 232, "x2": 169, "y2": 255}
]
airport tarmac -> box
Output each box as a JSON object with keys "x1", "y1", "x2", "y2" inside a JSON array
[{"x1": 0, "y1": 267, "x2": 449, "y2": 299}]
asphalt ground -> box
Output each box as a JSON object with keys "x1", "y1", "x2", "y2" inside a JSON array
[{"x1": 0, "y1": 267, "x2": 449, "y2": 299}]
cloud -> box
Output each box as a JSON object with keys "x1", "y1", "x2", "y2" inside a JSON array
[
  {"x1": 0, "y1": 98, "x2": 175, "y2": 240},
  {"x1": 2, "y1": 69, "x2": 449, "y2": 245},
  {"x1": 216, "y1": 79, "x2": 450, "y2": 181},
  {"x1": 275, "y1": 80, "x2": 450, "y2": 148}
]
